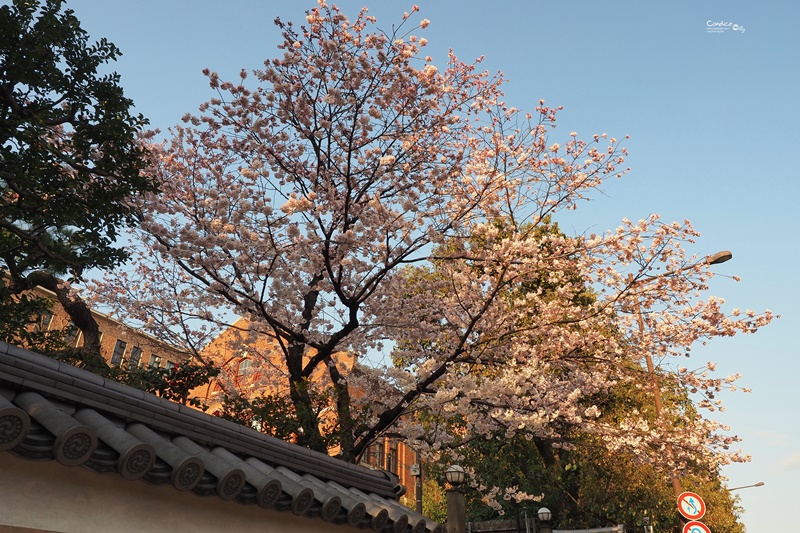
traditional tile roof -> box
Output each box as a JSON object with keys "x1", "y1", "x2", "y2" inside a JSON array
[{"x1": 0, "y1": 342, "x2": 443, "y2": 533}]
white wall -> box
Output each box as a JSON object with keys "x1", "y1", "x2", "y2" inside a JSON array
[{"x1": 0, "y1": 453, "x2": 359, "y2": 533}]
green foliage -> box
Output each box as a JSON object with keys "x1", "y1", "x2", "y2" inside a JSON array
[
  {"x1": 428, "y1": 435, "x2": 744, "y2": 532},
  {"x1": 420, "y1": 475, "x2": 447, "y2": 524},
  {"x1": 41, "y1": 346, "x2": 218, "y2": 408},
  {"x1": 121, "y1": 360, "x2": 219, "y2": 408},
  {"x1": 47, "y1": 345, "x2": 115, "y2": 376},
  {"x1": 215, "y1": 393, "x2": 300, "y2": 441},
  {"x1": 0, "y1": 0, "x2": 156, "y2": 280},
  {"x1": 216, "y1": 386, "x2": 340, "y2": 448},
  {"x1": 438, "y1": 380, "x2": 745, "y2": 533}
]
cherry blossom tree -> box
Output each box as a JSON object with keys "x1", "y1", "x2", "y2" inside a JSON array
[
  {"x1": 427, "y1": 359, "x2": 746, "y2": 530},
  {"x1": 95, "y1": 1, "x2": 773, "y2": 496}
]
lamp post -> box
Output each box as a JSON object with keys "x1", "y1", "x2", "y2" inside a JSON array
[
  {"x1": 537, "y1": 507, "x2": 552, "y2": 533},
  {"x1": 445, "y1": 465, "x2": 467, "y2": 533},
  {"x1": 630, "y1": 250, "x2": 732, "y2": 497},
  {"x1": 728, "y1": 481, "x2": 765, "y2": 492}
]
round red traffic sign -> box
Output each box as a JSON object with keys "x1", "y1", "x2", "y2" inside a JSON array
[
  {"x1": 677, "y1": 491, "x2": 706, "y2": 520},
  {"x1": 682, "y1": 521, "x2": 711, "y2": 533}
]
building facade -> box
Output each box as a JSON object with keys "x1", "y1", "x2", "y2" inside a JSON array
[{"x1": 25, "y1": 285, "x2": 190, "y2": 370}]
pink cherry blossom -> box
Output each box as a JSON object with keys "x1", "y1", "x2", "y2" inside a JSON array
[{"x1": 92, "y1": 2, "x2": 773, "y2": 508}]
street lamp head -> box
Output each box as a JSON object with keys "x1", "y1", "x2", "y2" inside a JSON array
[
  {"x1": 537, "y1": 507, "x2": 552, "y2": 522},
  {"x1": 728, "y1": 481, "x2": 765, "y2": 491},
  {"x1": 706, "y1": 250, "x2": 732, "y2": 265},
  {"x1": 445, "y1": 464, "x2": 466, "y2": 487}
]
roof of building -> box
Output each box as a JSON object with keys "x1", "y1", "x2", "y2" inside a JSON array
[{"x1": 0, "y1": 341, "x2": 443, "y2": 533}]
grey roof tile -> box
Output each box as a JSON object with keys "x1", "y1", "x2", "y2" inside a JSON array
[{"x1": 0, "y1": 342, "x2": 442, "y2": 531}]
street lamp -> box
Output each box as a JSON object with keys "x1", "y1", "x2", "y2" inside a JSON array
[
  {"x1": 707, "y1": 250, "x2": 732, "y2": 265},
  {"x1": 537, "y1": 508, "x2": 553, "y2": 533},
  {"x1": 445, "y1": 465, "x2": 467, "y2": 533},
  {"x1": 630, "y1": 250, "x2": 732, "y2": 497},
  {"x1": 728, "y1": 481, "x2": 765, "y2": 492},
  {"x1": 445, "y1": 464, "x2": 466, "y2": 486}
]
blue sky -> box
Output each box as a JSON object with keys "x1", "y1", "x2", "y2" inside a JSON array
[{"x1": 69, "y1": 0, "x2": 798, "y2": 529}]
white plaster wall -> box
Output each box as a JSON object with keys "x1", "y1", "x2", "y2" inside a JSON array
[{"x1": 0, "y1": 453, "x2": 360, "y2": 533}]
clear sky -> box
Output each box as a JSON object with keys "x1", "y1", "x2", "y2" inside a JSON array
[{"x1": 68, "y1": 0, "x2": 798, "y2": 529}]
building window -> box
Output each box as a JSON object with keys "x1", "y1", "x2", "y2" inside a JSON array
[
  {"x1": 361, "y1": 441, "x2": 387, "y2": 469},
  {"x1": 64, "y1": 322, "x2": 79, "y2": 347},
  {"x1": 35, "y1": 311, "x2": 53, "y2": 332},
  {"x1": 110, "y1": 339, "x2": 127, "y2": 366},
  {"x1": 149, "y1": 354, "x2": 162, "y2": 368},
  {"x1": 238, "y1": 358, "x2": 252, "y2": 375},
  {"x1": 387, "y1": 440, "x2": 398, "y2": 474},
  {"x1": 129, "y1": 347, "x2": 142, "y2": 368},
  {"x1": 374, "y1": 441, "x2": 385, "y2": 469},
  {"x1": 165, "y1": 360, "x2": 176, "y2": 371}
]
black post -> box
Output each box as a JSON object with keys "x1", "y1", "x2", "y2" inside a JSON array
[{"x1": 446, "y1": 487, "x2": 466, "y2": 533}]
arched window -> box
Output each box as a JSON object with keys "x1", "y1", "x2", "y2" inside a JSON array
[{"x1": 238, "y1": 358, "x2": 252, "y2": 376}]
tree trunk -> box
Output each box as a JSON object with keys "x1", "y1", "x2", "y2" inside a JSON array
[
  {"x1": 533, "y1": 436, "x2": 557, "y2": 468},
  {"x1": 22, "y1": 271, "x2": 102, "y2": 356},
  {"x1": 330, "y1": 363, "x2": 355, "y2": 462},
  {"x1": 286, "y1": 341, "x2": 327, "y2": 453}
]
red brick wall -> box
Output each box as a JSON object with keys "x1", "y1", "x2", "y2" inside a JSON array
[{"x1": 29, "y1": 286, "x2": 189, "y2": 369}]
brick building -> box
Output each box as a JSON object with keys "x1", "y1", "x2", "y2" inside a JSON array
[{"x1": 24, "y1": 285, "x2": 190, "y2": 370}]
